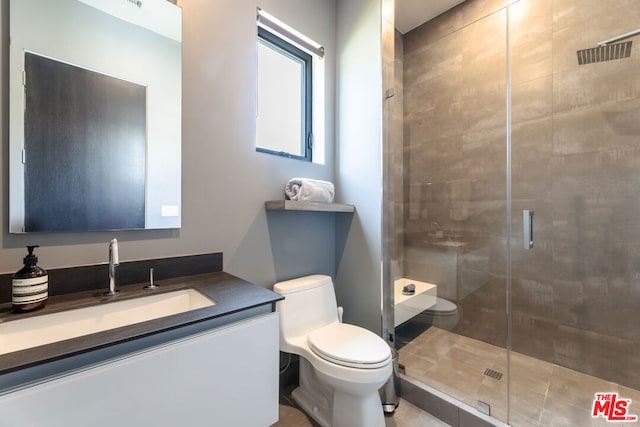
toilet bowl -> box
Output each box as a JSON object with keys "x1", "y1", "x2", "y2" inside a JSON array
[{"x1": 274, "y1": 275, "x2": 392, "y2": 427}]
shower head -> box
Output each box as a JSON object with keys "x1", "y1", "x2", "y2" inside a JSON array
[
  {"x1": 577, "y1": 41, "x2": 632, "y2": 65},
  {"x1": 577, "y1": 28, "x2": 640, "y2": 65}
]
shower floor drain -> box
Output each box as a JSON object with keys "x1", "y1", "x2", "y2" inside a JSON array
[{"x1": 484, "y1": 368, "x2": 503, "y2": 380}]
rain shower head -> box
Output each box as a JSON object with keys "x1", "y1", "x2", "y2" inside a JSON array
[
  {"x1": 577, "y1": 41, "x2": 632, "y2": 65},
  {"x1": 577, "y1": 28, "x2": 640, "y2": 65}
]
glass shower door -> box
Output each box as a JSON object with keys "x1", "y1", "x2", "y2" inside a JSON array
[
  {"x1": 390, "y1": 4, "x2": 511, "y2": 423},
  {"x1": 508, "y1": 0, "x2": 640, "y2": 425}
]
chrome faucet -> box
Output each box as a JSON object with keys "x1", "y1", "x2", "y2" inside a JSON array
[{"x1": 104, "y1": 238, "x2": 120, "y2": 296}]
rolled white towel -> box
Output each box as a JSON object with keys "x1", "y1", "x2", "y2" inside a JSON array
[{"x1": 284, "y1": 178, "x2": 335, "y2": 202}]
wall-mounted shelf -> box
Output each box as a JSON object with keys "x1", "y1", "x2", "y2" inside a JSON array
[{"x1": 265, "y1": 200, "x2": 355, "y2": 213}]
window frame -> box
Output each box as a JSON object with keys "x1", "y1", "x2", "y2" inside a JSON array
[{"x1": 256, "y1": 26, "x2": 313, "y2": 162}]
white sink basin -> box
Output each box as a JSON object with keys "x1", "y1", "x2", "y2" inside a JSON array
[{"x1": 0, "y1": 289, "x2": 215, "y2": 355}]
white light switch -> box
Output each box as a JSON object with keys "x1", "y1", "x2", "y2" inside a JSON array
[{"x1": 161, "y1": 205, "x2": 179, "y2": 217}]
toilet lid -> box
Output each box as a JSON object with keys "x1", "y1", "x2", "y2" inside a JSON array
[
  {"x1": 308, "y1": 323, "x2": 391, "y2": 369},
  {"x1": 425, "y1": 297, "x2": 457, "y2": 315}
]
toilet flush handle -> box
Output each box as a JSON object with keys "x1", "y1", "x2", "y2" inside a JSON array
[{"x1": 337, "y1": 306, "x2": 344, "y2": 323}]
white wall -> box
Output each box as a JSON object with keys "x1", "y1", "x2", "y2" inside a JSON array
[
  {"x1": 0, "y1": 0, "x2": 337, "y2": 290},
  {"x1": 335, "y1": 0, "x2": 383, "y2": 333}
]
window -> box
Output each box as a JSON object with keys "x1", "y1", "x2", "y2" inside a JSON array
[{"x1": 256, "y1": 9, "x2": 324, "y2": 162}]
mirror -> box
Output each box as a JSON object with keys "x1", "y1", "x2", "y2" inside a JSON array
[{"x1": 9, "y1": 0, "x2": 182, "y2": 233}]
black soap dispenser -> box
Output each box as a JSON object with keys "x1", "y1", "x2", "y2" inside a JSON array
[{"x1": 12, "y1": 245, "x2": 48, "y2": 313}]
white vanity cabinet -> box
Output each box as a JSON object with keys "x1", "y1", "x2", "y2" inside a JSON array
[{"x1": 0, "y1": 312, "x2": 279, "y2": 427}]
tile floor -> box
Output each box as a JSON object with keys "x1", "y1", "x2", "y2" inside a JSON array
[
  {"x1": 398, "y1": 327, "x2": 640, "y2": 427},
  {"x1": 272, "y1": 397, "x2": 450, "y2": 427}
]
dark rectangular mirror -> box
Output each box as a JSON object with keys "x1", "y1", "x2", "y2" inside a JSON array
[
  {"x1": 24, "y1": 52, "x2": 147, "y2": 232},
  {"x1": 9, "y1": 0, "x2": 182, "y2": 233}
]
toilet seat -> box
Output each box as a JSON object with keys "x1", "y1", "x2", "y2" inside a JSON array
[
  {"x1": 308, "y1": 323, "x2": 391, "y2": 369},
  {"x1": 425, "y1": 297, "x2": 457, "y2": 315}
]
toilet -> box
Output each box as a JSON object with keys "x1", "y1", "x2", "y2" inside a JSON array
[
  {"x1": 273, "y1": 275, "x2": 392, "y2": 427},
  {"x1": 419, "y1": 297, "x2": 460, "y2": 331}
]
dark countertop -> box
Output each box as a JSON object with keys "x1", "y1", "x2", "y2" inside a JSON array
[{"x1": 0, "y1": 271, "x2": 283, "y2": 376}]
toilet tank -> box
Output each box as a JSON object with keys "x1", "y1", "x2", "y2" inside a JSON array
[{"x1": 273, "y1": 275, "x2": 339, "y2": 342}]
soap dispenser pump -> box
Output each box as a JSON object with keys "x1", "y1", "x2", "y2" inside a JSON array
[{"x1": 12, "y1": 245, "x2": 48, "y2": 313}]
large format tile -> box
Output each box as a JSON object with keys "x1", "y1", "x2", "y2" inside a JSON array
[
  {"x1": 399, "y1": 327, "x2": 640, "y2": 426},
  {"x1": 539, "y1": 397, "x2": 595, "y2": 427},
  {"x1": 552, "y1": 101, "x2": 640, "y2": 156},
  {"x1": 547, "y1": 364, "x2": 618, "y2": 411},
  {"x1": 509, "y1": 0, "x2": 553, "y2": 85},
  {"x1": 403, "y1": 5, "x2": 464, "y2": 57},
  {"x1": 461, "y1": 10, "x2": 507, "y2": 99}
]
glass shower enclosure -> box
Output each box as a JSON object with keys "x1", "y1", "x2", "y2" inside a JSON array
[{"x1": 383, "y1": 0, "x2": 640, "y2": 425}]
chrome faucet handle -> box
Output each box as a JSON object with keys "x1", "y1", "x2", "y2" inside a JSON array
[
  {"x1": 144, "y1": 267, "x2": 159, "y2": 290},
  {"x1": 104, "y1": 238, "x2": 120, "y2": 296},
  {"x1": 110, "y1": 238, "x2": 119, "y2": 266}
]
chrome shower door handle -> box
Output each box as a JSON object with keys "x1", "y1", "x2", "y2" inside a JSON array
[{"x1": 523, "y1": 210, "x2": 534, "y2": 250}]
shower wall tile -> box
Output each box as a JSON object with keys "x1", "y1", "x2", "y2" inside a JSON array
[
  {"x1": 404, "y1": 33, "x2": 463, "y2": 94},
  {"x1": 511, "y1": 119, "x2": 553, "y2": 197},
  {"x1": 509, "y1": 0, "x2": 553, "y2": 85},
  {"x1": 512, "y1": 278, "x2": 554, "y2": 318},
  {"x1": 485, "y1": 237, "x2": 507, "y2": 276},
  {"x1": 403, "y1": 6, "x2": 464, "y2": 57},
  {"x1": 461, "y1": 272, "x2": 506, "y2": 312},
  {"x1": 456, "y1": 295, "x2": 507, "y2": 348},
  {"x1": 550, "y1": 146, "x2": 640, "y2": 189},
  {"x1": 511, "y1": 312, "x2": 557, "y2": 360},
  {"x1": 458, "y1": 140, "x2": 506, "y2": 179},
  {"x1": 458, "y1": 245, "x2": 490, "y2": 272},
  {"x1": 552, "y1": 0, "x2": 640, "y2": 31},
  {"x1": 458, "y1": 268, "x2": 491, "y2": 301},
  {"x1": 580, "y1": 276, "x2": 640, "y2": 340},
  {"x1": 551, "y1": 326, "x2": 640, "y2": 388},
  {"x1": 550, "y1": 279, "x2": 583, "y2": 327},
  {"x1": 404, "y1": 72, "x2": 464, "y2": 114},
  {"x1": 405, "y1": 104, "x2": 464, "y2": 141},
  {"x1": 461, "y1": 11, "x2": 507, "y2": 98},
  {"x1": 552, "y1": 61, "x2": 640, "y2": 115},
  {"x1": 466, "y1": 176, "x2": 505, "y2": 204},
  {"x1": 511, "y1": 76, "x2": 553, "y2": 124},
  {"x1": 431, "y1": 102, "x2": 466, "y2": 139},
  {"x1": 511, "y1": 156, "x2": 553, "y2": 201},
  {"x1": 551, "y1": 236, "x2": 614, "y2": 282},
  {"x1": 407, "y1": 139, "x2": 434, "y2": 179},
  {"x1": 462, "y1": 90, "x2": 507, "y2": 140},
  {"x1": 510, "y1": 235, "x2": 554, "y2": 283},
  {"x1": 426, "y1": 135, "x2": 466, "y2": 180},
  {"x1": 447, "y1": 200, "x2": 506, "y2": 237},
  {"x1": 552, "y1": 100, "x2": 640, "y2": 156},
  {"x1": 462, "y1": 0, "x2": 515, "y2": 28},
  {"x1": 551, "y1": 196, "x2": 640, "y2": 251}
]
